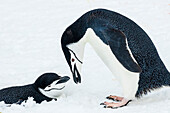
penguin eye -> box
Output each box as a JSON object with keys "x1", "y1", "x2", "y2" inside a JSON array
[
  {"x1": 47, "y1": 85, "x2": 51, "y2": 87},
  {"x1": 72, "y1": 58, "x2": 75, "y2": 62}
]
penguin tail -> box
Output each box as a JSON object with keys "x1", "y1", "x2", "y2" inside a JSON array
[
  {"x1": 164, "y1": 72, "x2": 170, "y2": 86},
  {"x1": 136, "y1": 70, "x2": 170, "y2": 98}
]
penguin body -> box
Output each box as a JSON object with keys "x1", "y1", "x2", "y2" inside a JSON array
[
  {"x1": 0, "y1": 73, "x2": 70, "y2": 104},
  {"x1": 61, "y1": 9, "x2": 170, "y2": 108},
  {"x1": 67, "y1": 28, "x2": 139, "y2": 99}
]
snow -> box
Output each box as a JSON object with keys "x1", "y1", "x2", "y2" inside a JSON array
[{"x1": 0, "y1": 0, "x2": 170, "y2": 113}]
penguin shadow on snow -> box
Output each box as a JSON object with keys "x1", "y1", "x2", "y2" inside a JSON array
[{"x1": 0, "y1": 73, "x2": 70, "y2": 105}]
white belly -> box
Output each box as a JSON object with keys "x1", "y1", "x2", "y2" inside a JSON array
[{"x1": 85, "y1": 28, "x2": 139, "y2": 100}]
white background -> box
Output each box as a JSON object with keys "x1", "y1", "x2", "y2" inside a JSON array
[{"x1": 0, "y1": 0, "x2": 170, "y2": 113}]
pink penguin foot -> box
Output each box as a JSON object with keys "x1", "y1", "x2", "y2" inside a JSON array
[{"x1": 101, "y1": 96, "x2": 132, "y2": 109}]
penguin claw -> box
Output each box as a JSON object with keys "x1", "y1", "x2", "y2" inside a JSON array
[
  {"x1": 106, "y1": 95, "x2": 123, "y2": 102},
  {"x1": 100, "y1": 103, "x2": 105, "y2": 105},
  {"x1": 103, "y1": 105, "x2": 118, "y2": 109},
  {"x1": 106, "y1": 96, "x2": 116, "y2": 101},
  {"x1": 103, "y1": 105, "x2": 111, "y2": 108},
  {"x1": 102, "y1": 103, "x2": 119, "y2": 109},
  {"x1": 101, "y1": 98, "x2": 131, "y2": 109}
]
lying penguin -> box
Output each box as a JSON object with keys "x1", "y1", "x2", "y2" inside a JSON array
[
  {"x1": 61, "y1": 8, "x2": 170, "y2": 108},
  {"x1": 0, "y1": 73, "x2": 70, "y2": 104}
]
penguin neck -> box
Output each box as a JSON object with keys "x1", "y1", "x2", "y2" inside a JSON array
[
  {"x1": 85, "y1": 28, "x2": 115, "y2": 72},
  {"x1": 32, "y1": 83, "x2": 53, "y2": 99},
  {"x1": 66, "y1": 30, "x2": 88, "y2": 71}
]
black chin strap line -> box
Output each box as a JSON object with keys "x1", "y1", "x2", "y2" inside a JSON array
[
  {"x1": 68, "y1": 49, "x2": 83, "y2": 64},
  {"x1": 44, "y1": 86, "x2": 65, "y2": 91}
]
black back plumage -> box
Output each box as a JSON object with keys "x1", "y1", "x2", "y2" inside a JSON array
[
  {"x1": 0, "y1": 73, "x2": 60, "y2": 104},
  {"x1": 0, "y1": 84, "x2": 52, "y2": 104},
  {"x1": 61, "y1": 9, "x2": 170, "y2": 97}
]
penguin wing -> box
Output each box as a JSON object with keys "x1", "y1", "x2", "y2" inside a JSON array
[{"x1": 102, "y1": 28, "x2": 142, "y2": 73}]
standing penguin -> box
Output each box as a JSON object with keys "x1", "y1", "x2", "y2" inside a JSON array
[
  {"x1": 0, "y1": 73, "x2": 70, "y2": 104},
  {"x1": 61, "y1": 9, "x2": 170, "y2": 108}
]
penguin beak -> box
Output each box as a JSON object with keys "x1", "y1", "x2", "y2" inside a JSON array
[
  {"x1": 72, "y1": 64, "x2": 81, "y2": 84},
  {"x1": 57, "y1": 76, "x2": 70, "y2": 84}
]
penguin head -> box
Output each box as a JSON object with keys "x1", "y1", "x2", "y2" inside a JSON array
[
  {"x1": 34, "y1": 73, "x2": 70, "y2": 99},
  {"x1": 68, "y1": 49, "x2": 83, "y2": 84},
  {"x1": 61, "y1": 46, "x2": 83, "y2": 84},
  {"x1": 61, "y1": 29, "x2": 85, "y2": 84}
]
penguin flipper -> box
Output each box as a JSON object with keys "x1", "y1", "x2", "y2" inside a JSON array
[{"x1": 105, "y1": 29, "x2": 141, "y2": 73}]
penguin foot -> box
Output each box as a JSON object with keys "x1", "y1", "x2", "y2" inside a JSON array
[
  {"x1": 16, "y1": 99, "x2": 24, "y2": 105},
  {"x1": 101, "y1": 98, "x2": 131, "y2": 109},
  {"x1": 106, "y1": 95, "x2": 123, "y2": 101}
]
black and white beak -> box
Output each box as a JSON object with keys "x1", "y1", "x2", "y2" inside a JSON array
[
  {"x1": 57, "y1": 76, "x2": 70, "y2": 84},
  {"x1": 72, "y1": 64, "x2": 81, "y2": 84}
]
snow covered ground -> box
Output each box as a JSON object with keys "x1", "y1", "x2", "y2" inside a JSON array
[{"x1": 0, "y1": 0, "x2": 170, "y2": 113}]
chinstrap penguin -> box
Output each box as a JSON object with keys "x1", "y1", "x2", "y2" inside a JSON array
[
  {"x1": 0, "y1": 73, "x2": 70, "y2": 104},
  {"x1": 61, "y1": 8, "x2": 170, "y2": 108}
]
